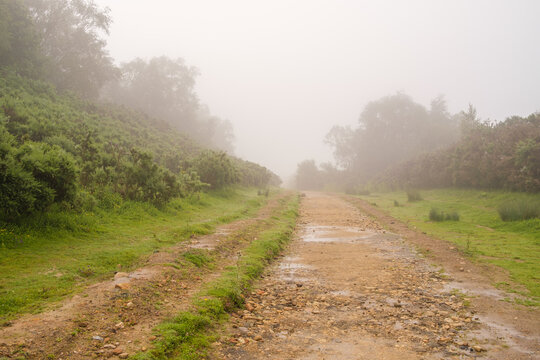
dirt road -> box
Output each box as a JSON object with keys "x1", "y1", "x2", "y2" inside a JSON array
[{"x1": 216, "y1": 192, "x2": 539, "y2": 359}]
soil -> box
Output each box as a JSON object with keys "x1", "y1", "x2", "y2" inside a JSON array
[{"x1": 214, "y1": 192, "x2": 539, "y2": 359}]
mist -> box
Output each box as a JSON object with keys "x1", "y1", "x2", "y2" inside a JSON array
[{"x1": 93, "y1": 0, "x2": 540, "y2": 180}]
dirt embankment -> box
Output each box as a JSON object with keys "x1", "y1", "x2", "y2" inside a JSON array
[{"x1": 215, "y1": 192, "x2": 539, "y2": 359}]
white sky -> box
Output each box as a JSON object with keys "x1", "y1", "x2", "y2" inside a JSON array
[{"x1": 95, "y1": 0, "x2": 540, "y2": 179}]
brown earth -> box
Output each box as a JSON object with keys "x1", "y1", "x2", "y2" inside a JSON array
[
  {"x1": 0, "y1": 192, "x2": 293, "y2": 360},
  {"x1": 215, "y1": 192, "x2": 539, "y2": 359}
]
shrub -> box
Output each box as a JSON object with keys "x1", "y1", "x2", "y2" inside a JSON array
[
  {"x1": 191, "y1": 150, "x2": 238, "y2": 189},
  {"x1": 393, "y1": 200, "x2": 400, "y2": 207},
  {"x1": 429, "y1": 208, "x2": 460, "y2": 222},
  {"x1": 498, "y1": 199, "x2": 540, "y2": 221},
  {"x1": 407, "y1": 189, "x2": 422, "y2": 202}
]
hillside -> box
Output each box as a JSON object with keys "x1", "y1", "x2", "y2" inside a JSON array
[{"x1": 0, "y1": 71, "x2": 278, "y2": 219}]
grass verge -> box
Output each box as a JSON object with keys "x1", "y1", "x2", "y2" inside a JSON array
[
  {"x1": 356, "y1": 189, "x2": 540, "y2": 304},
  {"x1": 0, "y1": 187, "x2": 266, "y2": 320},
  {"x1": 130, "y1": 194, "x2": 299, "y2": 360}
]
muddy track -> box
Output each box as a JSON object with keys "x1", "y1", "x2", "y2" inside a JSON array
[
  {"x1": 215, "y1": 192, "x2": 539, "y2": 359},
  {"x1": 0, "y1": 192, "x2": 293, "y2": 360}
]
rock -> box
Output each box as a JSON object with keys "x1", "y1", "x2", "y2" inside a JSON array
[
  {"x1": 118, "y1": 353, "x2": 129, "y2": 359},
  {"x1": 115, "y1": 321, "x2": 125, "y2": 329},
  {"x1": 472, "y1": 345, "x2": 485, "y2": 352},
  {"x1": 92, "y1": 336, "x2": 104, "y2": 341},
  {"x1": 126, "y1": 301, "x2": 134, "y2": 308},
  {"x1": 114, "y1": 272, "x2": 129, "y2": 279},
  {"x1": 112, "y1": 348, "x2": 123, "y2": 355},
  {"x1": 115, "y1": 282, "x2": 131, "y2": 290},
  {"x1": 254, "y1": 335, "x2": 263, "y2": 341},
  {"x1": 103, "y1": 344, "x2": 116, "y2": 349}
]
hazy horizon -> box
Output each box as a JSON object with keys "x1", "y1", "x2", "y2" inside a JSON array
[{"x1": 95, "y1": 0, "x2": 540, "y2": 179}]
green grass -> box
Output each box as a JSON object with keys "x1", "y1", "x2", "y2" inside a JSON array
[
  {"x1": 356, "y1": 189, "x2": 540, "y2": 303},
  {"x1": 131, "y1": 194, "x2": 299, "y2": 360},
  {"x1": 182, "y1": 249, "x2": 214, "y2": 268},
  {"x1": 0, "y1": 187, "x2": 265, "y2": 320}
]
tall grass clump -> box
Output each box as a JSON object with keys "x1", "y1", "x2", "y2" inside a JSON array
[
  {"x1": 498, "y1": 199, "x2": 540, "y2": 221},
  {"x1": 407, "y1": 189, "x2": 422, "y2": 202},
  {"x1": 429, "y1": 208, "x2": 460, "y2": 222}
]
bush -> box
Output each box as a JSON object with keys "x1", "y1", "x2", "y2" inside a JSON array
[
  {"x1": 191, "y1": 150, "x2": 238, "y2": 189},
  {"x1": 429, "y1": 208, "x2": 460, "y2": 222},
  {"x1": 498, "y1": 199, "x2": 540, "y2": 221},
  {"x1": 0, "y1": 126, "x2": 78, "y2": 217},
  {"x1": 407, "y1": 189, "x2": 422, "y2": 202},
  {"x1": 393, "y1": 200, "x2": 400, "y2": 207}
]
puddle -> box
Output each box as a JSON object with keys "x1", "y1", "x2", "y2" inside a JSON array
[
  {"x1": 280, "y1": 262, "x2": 312, "y2": 270},
  {"x1": 302, "y1": 226, "x2": 376, "y2": 243},
  {"x1": 277, "y1": 255, "x2": 315, "y2": 283},
  {"x1": 467, "y1": 315, "x2": 539, "y2": 356},
  {"x1": 443, "y1": 281, "x2": 509, "y2": 301}
]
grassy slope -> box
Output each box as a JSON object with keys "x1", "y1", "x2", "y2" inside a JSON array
[
  {"x1": 0, "y1": 188, "x2": 265, "y2": 320},
  {"x1": 358, "y1": 189, "x2": 540, "y2": 302}
]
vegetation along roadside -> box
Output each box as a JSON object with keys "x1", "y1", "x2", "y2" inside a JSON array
[
  {"x1": 355, "y1": 189, "x2": 540, "y2": 305},
  {"x1": 0, "y1": 188, "x2": 269, "y2": 321}
]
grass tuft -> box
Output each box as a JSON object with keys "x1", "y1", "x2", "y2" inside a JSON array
[
  {"x1": 498, "y1": 198, "x2": 540, "y2": 221},
  {"x1": 182, "y1": 250, "x2": 214, "y2": 268},
  {"x1": 407, "y1": 189, "x2": 422, "y2": 202},
  {"x1": 429, "y1": 208, "x2": 460, "y2": 222}
]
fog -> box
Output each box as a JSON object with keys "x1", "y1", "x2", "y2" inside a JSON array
[{"x1": 95, "y1": 0, "x2": 540, "y2": 179}]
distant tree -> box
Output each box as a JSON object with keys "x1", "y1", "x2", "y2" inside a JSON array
[
  {"x1": 295, "y1": 160, "x2": 322, "y2": 190},
  {"x1": 25, "y1": 0, "x2": 117, "y2": 98},
  {"x1": 103, "y1": 56, "x2": 236, "y2": 153},
  {"x1": 324, "y1": 125, "x2": 356, "y2": 169},
  {"x1": 325, "y1": 93, "x2": 458, "y2": 182},
  {"x1": 194, "y1": 106, "x2": 235, "y2": 153},
  {"x1": 457, "y1": 103, "x2": 481, "y2": 136},
  {"x1": 103, "y1": 56, "x2": 199, "y2": 132},
  {"x1": 0, "y1": 0, "x2": 43, "y2": 76}
]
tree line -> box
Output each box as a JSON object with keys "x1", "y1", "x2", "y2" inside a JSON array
[{"x1": 296, "y1": 93, "x2": 539, "y2": 193}]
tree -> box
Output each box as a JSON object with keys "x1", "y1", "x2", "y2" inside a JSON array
[
  {"x1": 0, "y1": 0, "x2": 43, "y2": 76},
  {"x1": 103, "y1": 56, "x2": 199, "y2": 131},
  {"x1": 103, "y1": 56, "x2": 236, "y2": 153},
  {"x1": 25, "y1": 0, "x2": 117, "y2": 98},
  {"x1": 295, "y1": 160, "x2": 322, "y2": 190},
  {"x1": 325, "y1": 93, "x2": 458, "y2": 182}
]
